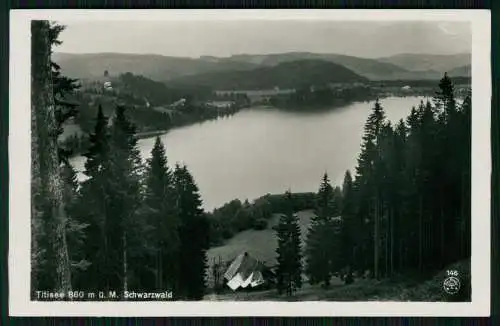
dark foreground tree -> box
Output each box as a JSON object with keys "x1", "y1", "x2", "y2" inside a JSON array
[
  {"x1": 108, "y1": 105, "x2": 143, "y2": 293},
  {"x1": 275, "y1": 191, "x2": 302, "y2": 296},
  {"x1": 352, "y1": 99, "x2": 387, "y2": 279},
  {"x1": 142, "y1": 137, "x2": 180, "y2": 291},
  {"x1": 305, "y1": 173, "x2": 342, "y2": 287},
  {"x1": 339, "y1": 170, "x2": 357, "y2": 282},
  {"x1": 79, "y1": 105, "x2": 112, "y2": 291},
  {"x1": 31, "y1": 20, "x2": 72, "y2": 294},
  {"x1": 174, "y1": 164, "x2": 209, "y2": 300},
  {"x1": 79, "y1": 105, "x2": 143, "y2": 293}
]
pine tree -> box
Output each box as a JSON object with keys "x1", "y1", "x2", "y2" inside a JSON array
[
  {"x1": 354, "y1": 99, "x2": 387, "y2": 279},
  {"x1": 275, "y1": 191, "x2": 302, "y2": 296},
  {"x1": 339, "y1": 170, "x2": 357, "y2": 279},
  {"x1": 79, "y1": 104, "x2": 143, "y2": 293},
  {"x1": 392, "y1": 119, "x2": 409, "y2": 272},
  {"x1": 434, "y1": 72, "x2": 456, "y2": 121},
  {"x1": 82, "y1": 105, "x2": 110, "y2": 177},
  {"x1": 143, "y1": 137, "x2": 180, "y2": 292},
  {"x1": 315, "y1": 173, "x2": 336, "y2": 220},
  {"x1": 108, "y1": 105, "x2": 143, "y2": 293},
  {"x1": 376, "y1": 121, "x2": 396, "y2": 277},
  {"x1": 458, "y1": 92, "x2": 471, "y2": 259},
  {"x1": 79, "y1": 105, "x2": 112, "y2": 291},
  {"x1": 432, "y1": 75, "x2": 458, "y2": 267},
  {"x1": 305, "y1": 173, "x2": 338, "y2": 287},
  {"x1": 174, "y1": 164, "x2": 209, "y2": 300},
  {"x1": 418, "y1": 100, "x2": 438, "y2": 271}
]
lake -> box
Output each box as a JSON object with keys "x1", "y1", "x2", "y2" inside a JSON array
[{"x1": 70, "y1": 96, "x2": 427, "y2": 211}]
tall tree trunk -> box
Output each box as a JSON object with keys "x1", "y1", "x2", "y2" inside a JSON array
[
  {"x1": 31, "y1": 53, "x2": 42, "y2": 295},
  {"x1": 399, "y1": 239, "x2": 403, "y2": 271},
  {"x1": 384, "y1": 209, "x2": 389, "y2": 278},
  {"x1": 103, "y1": 216, "x2": 109, "y2": 291},
  {"x1": 440, "y1": 201, "x2": 445, "y2": 264},
  {"x1": 390, "y1": 208, "x2": 394, "y2": 276},
  {"x1": 212, "y1": 257, "x2": 216, "y2": 291},
  {"x1": 123, "y1": 231, "x2": 128, "y2": 294},
  {"x1": 374, "y1": 198, "x2": 379, "y2": 280},
  {"x1": 31, "y1": 20, "x2": 72, "y2": 294},
  {"x1": 159, "y1": 247, "x2": 163, "y2": 290},
  {"x1": 460, "y1": 171, "x2": 467, "y2": 259},
  {"x1": 418, "y1": 195, "x2": 423, "y2": 272}
]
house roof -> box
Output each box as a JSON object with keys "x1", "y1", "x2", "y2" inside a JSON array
[
  {"x1": 224, "y1": 252, "x2": 265, "y2": 281},
  {"x1": 224, "y1": 252, "x2": 267, "y2": 290}
]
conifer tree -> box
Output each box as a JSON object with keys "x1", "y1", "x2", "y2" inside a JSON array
[
  {"x1": 305, "y1": 173, "x2": 339, "y2": 287},
  {"x1": 275, "y1": 191, "x2": 302, "y2": 296},
  {"x1": 354, "y1": 99, "x2": 387, "y2": 279},
  {"x1": 174, "y1": 164, "x2": 209, "y2": 300},
  {"x1": 339, "y1": 170, "x2": 357, "y2": 277},
  {"x1": 79, "y1": 105, "x2": 144, "y2": 292},
  {"x1": 316, "y1": 173, "x2": 336, "y2": 220},
  {"x1": 434, "y1": 72, "x2": 456, "y2": 120},
  {"x1": 458, "y1": 92, "x2": 471, "y2": 259},
  {"x1": 143, "y1": 137, "x2": 180, "y2": 291},
  {"x1": 108, "y1": 105, "x2": 143, "y2": 293},
  {"x1": 79, "y1": 105, "x2": 112, "y2": 291},
  {"x1": 391, "y1": 119, "x2": 409, "y2": 272}
]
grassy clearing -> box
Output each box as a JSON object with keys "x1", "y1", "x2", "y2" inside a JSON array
[{"x1": 207, "y1": 209, "x2": 314, "y2": 267}]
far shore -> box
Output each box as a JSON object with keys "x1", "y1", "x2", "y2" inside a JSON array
[{"x1": 136, "y1": 129, "x2": 168, "y2": 139}]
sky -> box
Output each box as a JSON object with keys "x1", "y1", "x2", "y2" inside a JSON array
[{"x1": 56, "y1": 20, "x2": 471, "y2": 58}]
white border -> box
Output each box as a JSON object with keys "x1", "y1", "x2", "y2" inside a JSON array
[{"x1": 9, "y1": 9, "x2": 491, "y2": 317}]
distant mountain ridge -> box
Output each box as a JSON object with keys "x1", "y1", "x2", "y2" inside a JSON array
[
  {"x1": 448, "y1": 64, "x2": 471, "y2": 78},
  {"x1": 53, "y1": 51, "x2": 471, "y2": 85},
  {"x1": 167, "y1": 59, "x2": 368, "y2": 90},
  {"x1": 376, "y1": 53, "x2": 471, "y2": 74}
]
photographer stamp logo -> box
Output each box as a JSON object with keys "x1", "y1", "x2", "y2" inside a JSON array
[{"x1": 443, "y1": 270, "x2": 461, "y2": 295}]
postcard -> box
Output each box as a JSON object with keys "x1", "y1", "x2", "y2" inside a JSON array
[{"x1": 9, "y1": 9, "x2": 491, "y2": 316}]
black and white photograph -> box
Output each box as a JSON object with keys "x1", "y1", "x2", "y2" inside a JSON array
[{"x1": 9, "y1": 10, "x2": 491, "y2": 316}]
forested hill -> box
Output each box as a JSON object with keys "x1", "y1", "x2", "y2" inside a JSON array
[
  {"x1": 227, "y1": 52, "x2": 415, "y2": 80},
  {"x1": 376, "y1": 53, "x2": 471, "y2": 73},
  {"x1": 52, "y1": 52, "x2": 259, "y2": 81},
  {"x1": 167, "y1": 59, "x2": 368, "y2": 90},
  {"x1": 448, "y1": 65, "x2": 471, "y2": 78}
]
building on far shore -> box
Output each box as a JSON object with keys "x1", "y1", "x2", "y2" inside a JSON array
[
  {"x1": 169, "y1": 98, "x2": 187, "y2": 109},
  {"x1": 103, "y1": 81, "x2": 113, "y2": 91},
  {"x1": 206, "y1": 100, "x2": 235, "y2": 109}
]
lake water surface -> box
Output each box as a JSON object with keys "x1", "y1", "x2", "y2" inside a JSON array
[{"x1": 70, "y1": 96, "x2": 427, "y2": 211}]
